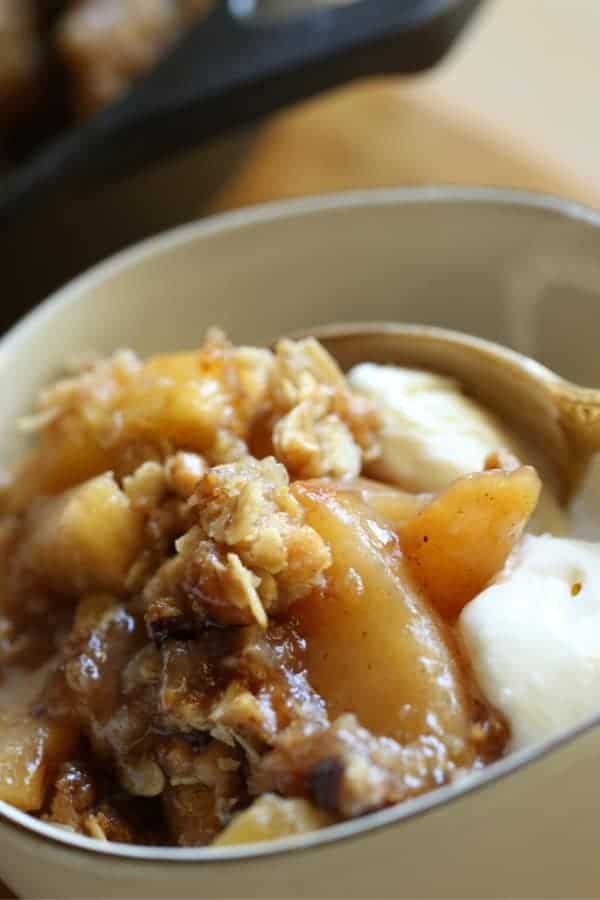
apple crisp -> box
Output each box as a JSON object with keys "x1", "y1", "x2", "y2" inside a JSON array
[{"x1": 0, "y1": 330, "x2": 528, "y2": 847}]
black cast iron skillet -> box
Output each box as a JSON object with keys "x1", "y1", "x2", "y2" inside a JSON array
[{"x1": 0, "y1": 0, "x2": 480, "y2": 326}]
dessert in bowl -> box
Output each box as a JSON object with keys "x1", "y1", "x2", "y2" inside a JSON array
[{"x1": 1, "y1": 188, "x2": 600, "y2": 898}]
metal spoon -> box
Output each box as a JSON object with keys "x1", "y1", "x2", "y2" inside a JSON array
[{"x1": 295, "y1": 322, "x2": 600, "y2": 503}]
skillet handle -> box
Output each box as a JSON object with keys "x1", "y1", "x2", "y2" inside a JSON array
[
  {"x1": 0, "y1": 0, "x2": 479, "y2": 217},
  {"x1": 57, "y1": 0, "x2": 480, "y2": 174}
]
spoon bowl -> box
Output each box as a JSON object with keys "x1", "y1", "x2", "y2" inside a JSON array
[{"x1": 296, "y1": 322, "x2": 600, "y2": 503}]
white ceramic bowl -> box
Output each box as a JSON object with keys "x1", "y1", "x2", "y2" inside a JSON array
[{"x1": 2, "y1": 188, "x2": 600, "y2": 899}]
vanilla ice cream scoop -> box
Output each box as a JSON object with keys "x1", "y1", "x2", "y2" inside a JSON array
[
  {"x1": 348, "y1": 363, "x2": 515, "y2": 492},
  {"x1": 347, "y1": 362, "x2": 566, "y2": 535},
  {"x1": 459, "y1": 534, "x2": 600, "y2": 750}
]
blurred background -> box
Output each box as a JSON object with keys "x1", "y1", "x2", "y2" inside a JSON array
[
  {"x1": 1, "y1": 0, "x2": 599, "y2": 319},
  {"x1": 211, "y1": 0, "x2": 600, "y2": 213}
]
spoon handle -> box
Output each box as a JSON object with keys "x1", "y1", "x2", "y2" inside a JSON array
[{"x1": 554, "y1": 384, "x2": 600, "y2": 452}]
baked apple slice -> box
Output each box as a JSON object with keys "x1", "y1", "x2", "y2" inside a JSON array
[{"x1": 291, "y1": 481, "x2": 471, "y2": 751}]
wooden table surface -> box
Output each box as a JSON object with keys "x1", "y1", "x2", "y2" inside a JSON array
[{"x1": 2, "y1": 2, "x2": 598, "y2": 897}]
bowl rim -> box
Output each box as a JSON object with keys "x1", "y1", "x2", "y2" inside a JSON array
[
  {"x1": 2, "y1": 183, "x2": 600, "y2": 864},
  {"x1": 5, "y1": 183, "x2": 600, "y2": 362}
]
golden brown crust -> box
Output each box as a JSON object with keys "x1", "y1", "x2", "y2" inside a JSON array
[{"x1": 56, "y1": 0, "x2": 215, "y2": 118}]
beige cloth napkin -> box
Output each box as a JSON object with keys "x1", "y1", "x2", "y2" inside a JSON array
[{"x1": 210, "y1": 76, "x2": 588, "y2": 213}]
